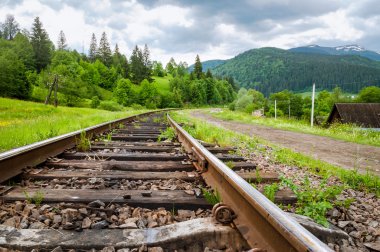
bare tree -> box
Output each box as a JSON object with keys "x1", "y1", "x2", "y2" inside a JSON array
[{"x1": 57, "y1": 30, "x2": 67, "y2": 50}]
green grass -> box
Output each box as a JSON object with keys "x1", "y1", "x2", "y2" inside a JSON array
[
  {"x1": 153, "y1": 75, "x2": 173, "y2": 95},
  {"x1": 0, "y1": 97, "x2": 149, "y2": 152},
  {"x1": 171, "y1": 110, "x2": 380, "y2": 196},
  {"x1": 203, "y1": 108, "x2": 380, "y2": 147}
]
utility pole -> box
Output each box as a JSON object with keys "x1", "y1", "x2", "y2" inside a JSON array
[
  {"x1": 275, "y1": 100, "x2": 277, "y2": 120},
  {"x1": 311, "y1": 83, "x2": 315, "y2": 127}
]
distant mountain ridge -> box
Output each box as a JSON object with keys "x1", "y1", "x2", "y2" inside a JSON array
[
  {"x1": 187, "y1": 59, "x2": 226, "y2": 72},
  {"x1": 210, "y1": 47, "x2": 380, "y2": 96},
  {"x1": 289, "y1": 44, "x2": 380, "y2": 61}
]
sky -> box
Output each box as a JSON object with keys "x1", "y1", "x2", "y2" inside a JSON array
[{"x1": 1, "y1": 0, "x2": 379, "y2": 64}]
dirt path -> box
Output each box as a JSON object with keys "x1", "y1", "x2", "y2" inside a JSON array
[{"x1": 191, "y1": 111, "x2": 380, "y2": 176}]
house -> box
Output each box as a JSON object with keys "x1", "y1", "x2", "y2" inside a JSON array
[{"x1": 326, "y1": 103, "x2": 380, "y2": 128}]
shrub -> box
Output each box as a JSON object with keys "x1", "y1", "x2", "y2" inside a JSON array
[
  {"x1": 98, "y1": 100, "x2": 123, "y2": 111},
  {"x1": 91, "y1": 96, "x2": 100, "y2": 108}
]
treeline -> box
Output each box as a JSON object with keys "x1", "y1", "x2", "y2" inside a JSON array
[
  {"x1": 0, "y1": 14, "x2": 235, "y2": 109},
  {"x1": 169, "y1": 55, "x2": 236, "y2": 105},
  {"x1": 230, "y1": 86, "x2": 380, "y2": 120},
  {"x1": 212, "y1": 47, "x2": 380, "y2": 96}
]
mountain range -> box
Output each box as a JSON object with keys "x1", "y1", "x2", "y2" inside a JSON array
[{"x1": 189, "y1": 45, "x2": 380, "y2": 95}]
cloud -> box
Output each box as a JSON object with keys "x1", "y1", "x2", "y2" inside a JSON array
[{"x1": 0, "y1": 0, "x2": 379, "y2": 63}]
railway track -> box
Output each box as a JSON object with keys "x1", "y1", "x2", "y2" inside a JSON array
[{"x1": 0, "y1": 111, "x2": 331, "y2": 251}]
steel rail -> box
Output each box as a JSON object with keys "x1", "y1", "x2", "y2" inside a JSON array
[
  {"x1": 0, "y1": 110, "x2": 168, "y2": 183},
  {"x1": 167, "y1": 114, "x2": 332, "y2": 252}
]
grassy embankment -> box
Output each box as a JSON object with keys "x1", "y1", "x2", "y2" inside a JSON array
[
  {"x1": 202, "y1": 108, "x2": 380, "y2": 147},
  {"x1": 0, "y1": 97, "x2": 149, "y2": 152},
  {"x1": 171, "y1": 110, "x2": 379, "y2": 225},
  {"x1": 171, "y1": 110, "x2": 379, "y2": 195}
]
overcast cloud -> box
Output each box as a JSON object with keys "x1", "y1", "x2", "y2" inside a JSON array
[{"x1": 1, "y1": 0, "x2": 379, "y2": 64}]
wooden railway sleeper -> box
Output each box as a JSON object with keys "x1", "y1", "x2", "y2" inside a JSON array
[{"x1": 212, "y1": 203, "x2": 237, "y2": 224}]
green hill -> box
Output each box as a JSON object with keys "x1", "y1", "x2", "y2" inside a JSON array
[{"x1": 211, "y1": 47, "x2": 380, "y2": 96}]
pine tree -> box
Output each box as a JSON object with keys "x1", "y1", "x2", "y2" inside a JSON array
[
  {"x1": 30, "y1": 17, "x2": 52, "y2": 72},
  {"x1": 98, "y1": 32, "x2": 112, "y2": 67},
  {"x1": 130, "y1": 45, "x2": 145, "y2": 84},
  {"x1": 89, "y1": 33, "x2": 97, "y2": 62},
  {"x1": 57, "y1": 30, "x2": 67, "y2": 50},
  {"x1": 193, "y1": 54, "x2": 203, "y2": 79},
  {"x1": 142, "y1": 44, "x2": 152, "y2": 81},
  {"x1": 112, "y1": 43, "x2": 129, "y2": 78},
  {"x1": 2, "y1": 14, "x2": 20, "y2": 40},
  {"x1": 206, "y1": 69, "x2": 213, "y2": 78}
]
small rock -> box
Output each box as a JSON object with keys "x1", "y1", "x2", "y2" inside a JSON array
[
  {"x1": 177, "y1": 210, "x2": 195, "y2": 220},
  {"x1": 184, "y1": 190, "x2": 194, "y2": 195},
  {"x1": 148, "y1": 248, "x2": 163, "y2": 252},
  {"x1": 91, "y1": 220, "x2": 109, "y2": 229},
  {"x1": 195, "y1": 209, "x2": 204, "y2": 215},
  {"x1": 369, "y1": 220, "x2": 379, "y2": 228},
  {"x1": 29, "y1": 222, "x2": 45, "y2": 229},
  {"x1": 53, "y1": 215, "x2": 62, "y2": 224},
  {"x1": 51, "y1": 246, "x2": 63, "y2": 252},
  {"x1": 82, "y1": 217, "x2": 92, "y2": 229},
  {"x1": 15, "y1": 202, "x2": 24, "y2": 212},
  {"x1": 88, "y1": 200, "x2": 105, "y2": 208},
  {"x1": 147, "y1": 221, "x2": 158, "y2": 228},
  {"x1": 63, "y1": 222, "x2": 76, "y2": 230},
  {"x1": 19, "y1": 218, "x2": 29, "y2": 229},
  {"x1": 40, "y1": 204, "x2": 51, "y2": 212},
  {"x1": 141, "y1": 191, "x2": 152, "y2": 197},
  {"x1": 136, "y1": 219, "x2": 145, "y2": 228},
  {"x1": 3, "y1": 216, "x2": 20, "y2": 227},
  {"x1": 119, "y1": 222, "x2": 138, "y2": 229},
  {"x1": 101, "y1": 246, "x2": 115, "y2": 252},
  {"x1": 78, "y1": 208, "x2": 88, "y2": 215},
  {"x1": 117, "y1": 249, "x2": 130, "y2": 252},
  {"x1": 338, "y1": 221, "x2": 351, "y2": 228}
]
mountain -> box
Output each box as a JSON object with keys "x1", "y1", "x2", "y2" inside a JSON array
[
  {"x1": 289, "y1": 45, "x2": 380, "y2": 61},
  {"x1": 188, "y1": 59, "x2": 226, "y2": 72},
  {"x1": 211, "y1": 47, "x2": 380, "y2": 96}
]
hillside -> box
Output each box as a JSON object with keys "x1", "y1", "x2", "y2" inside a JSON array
[
  {"x1": 188, "y1": 59, "x2": 226, "y2": 72},
  {"x1": 211, "y1": 47, "x2": 380, "y2": 95},
  {"x1": 289, "y1": 45, "x2": 380, "y2": 61}
]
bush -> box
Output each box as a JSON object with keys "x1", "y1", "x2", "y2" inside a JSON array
[
  {"x1": 131, "y1": 103, "x2": 144, "y2": 110},
  {"x1": 91, "y1": 96, "x2": 100, "y2": 108},
  {"x1": 98, "y1": 100, "x2": 123, "y2": 111}
]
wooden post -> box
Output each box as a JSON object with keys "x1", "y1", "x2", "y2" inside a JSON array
[
  {"x1": 53, "y1": 75, "x2": 58, "y2": 107},
  {"x1": 44, "y1": 81, "x2": 54, "y2": 105},
  {"x1": 311, "y1": 83, "x2": 315, "y2": 127},
  {"x1": 275, "y1": 100, "x2": 277, "y2": 120}
]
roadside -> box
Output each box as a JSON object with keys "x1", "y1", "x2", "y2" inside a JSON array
[{"x1": 191, "y1": 110, "x2": 380, "y2": 176}]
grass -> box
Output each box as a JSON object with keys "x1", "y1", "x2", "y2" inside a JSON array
[
  {"x1": 203, "y1": 108, "x2": 380, "y2": 147},
  {"x1": 0, "y1": 97, "x2": 149, "y2": 152},
  {"x1": 171, "y1": 110, "x2": 380, "y2": 196},
  {"x1": 153, "y1": 76, "x2": 173, "y2": 96}
]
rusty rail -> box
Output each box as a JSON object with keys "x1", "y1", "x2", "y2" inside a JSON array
[
  {"x1": 167, "y1": 113, "x2": 331, "y2": 252},
  {"x1": 0, "y1": 110, "x2": 167, "y2": 183}
]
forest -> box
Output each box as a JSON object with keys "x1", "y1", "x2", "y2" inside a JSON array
[
  {"x1": 212, "y1": 47, "x2": 380, "y2": 96},
  {"x1": 0, "y1": 15, "x2": 236, "y2": 110}
]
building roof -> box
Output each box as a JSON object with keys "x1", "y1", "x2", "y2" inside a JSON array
[{"x1": 326, "y1": 103, "x2": 380, "y2": 128}]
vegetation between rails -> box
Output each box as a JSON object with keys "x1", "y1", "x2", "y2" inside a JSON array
[
  {"x1": 0, "y1": 97, "x2": 149, "y2": 152},
  {"x1": 203, "y1": 108, "x2": 380, "y2": 147},
  {"x1": 171, "y1": 110, "x2": 379, "y2": 225}
]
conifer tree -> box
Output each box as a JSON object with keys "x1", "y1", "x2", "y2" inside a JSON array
[
  {"x1": 57, "y1": 30, "x2": 67, "y2": 50},
  {"x1": 193, "y1": 54, "x2": 203, "y2": 79},
  {"x1": 88, "y1": 33, "x2": 97, "y2": 62},
  {"x1": 206, "y1": 69, "x2": 213, "y2": 78},
  {"x1": 30, "y1": 17, "x2": 52, "y2": 72},
  {"x1": 98, "y1": 32, "x2": 112, "y2": 67},
  {"x1": 130, "y1": 45, "x2": 145, "y2": 84},
  {"x1": 2, "y1": 14, "x2": 19, "y2": 40},
  {"x1": 112, "y1": 43, "x2": 130, "y2": 78}
]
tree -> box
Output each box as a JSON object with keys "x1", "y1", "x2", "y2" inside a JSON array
[
  {"x1": 166, "y1": 57, "x2": 177, "y2": 75},
  {"x1": 57, "y1": 30, "x2": 67, "y2": 50},
  {"x1": 30, "y1": 17, "x2": 53, "y2": 72},
  {"x1": 130, "y1": 45, "x2": 145, "y2": 84},
  {"x1": 112, "y1": 44, "x2": 129, "y2": 78},
  {"x1": 152, "y1": 61, "x2": 165, "y2": 77},
  {"x1": 2, "y1": 14, "x2": 20, "y2": 40},
  {"x1": 193, "y1": 54, "x2": 203, "y2": 79},
  {"x1": 88, "y1": 33, "x2": 97, "y2": 62},
  {"x1": 98, "y1": 32, "x2": 112, "y2": 67},
  {"x1": 356, "y1": 86, "x2": 380, "y2": 102},
  {"x1": 205, "y1": 69, "x2": 213, "y2": 78},
  {"x1": 13, "y1": 33, "x2": 35, "y2": 70},
  {"x1": 114, "y1": 78, "x2": 135, "y2": 106},
  {"x1": 0, "y1": 49, "x2": 30, "y2": 99}
]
